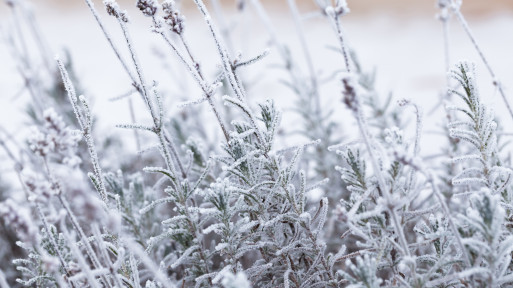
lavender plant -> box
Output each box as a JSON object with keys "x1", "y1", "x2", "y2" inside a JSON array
[{"x1": 2, "y1": 0, "x2": 513, "y2": 287}]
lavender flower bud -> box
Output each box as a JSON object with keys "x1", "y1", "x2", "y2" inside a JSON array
[
  {"x1": 162, "y1": 0, "x2": 185, "y2": 34},
  {"x1": 384, "y1": 127, "x2": 403, "y2": 145},
  {"x1": 0, "y1": 199, "x2": 39, "y2": 245},
  {"x1": 28, "y1": 127, "x2": 53, "y2": 157},
  {"x1": 104, "y1": 0, "x2": 130, "y2": 23},
  {"x1": 341, "y1": 74, "x2": 359, "y2": 113},
  {"x1": 397, "y1": 98, "x2": 411, "y2": 107},
  {"x1": 28, "y1": 108, "x2": 81, "y2": 167},
  {"x1": 43, "y1": 108, "x2": 66, "y2": 134},
  {"x1": 22, "y1": 170, "x2": 55, "y2": 202},
  {"x1": 136, "y1": 0, "x2": 158, "y2": 17}
]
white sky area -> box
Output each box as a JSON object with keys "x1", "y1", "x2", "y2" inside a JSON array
[{"x1": 1, "y1": 2, "x2": 513, "y2": 170}]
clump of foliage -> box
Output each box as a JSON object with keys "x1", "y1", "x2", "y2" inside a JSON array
[{"x1": 1, "y1": 0, "x2": 513, "y2": 287}]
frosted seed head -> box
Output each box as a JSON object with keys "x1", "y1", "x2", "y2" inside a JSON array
[
  {"x1": 151, "y1": 16, "x2": 164, "y2": 33},
  {"x1": 136, "y1": 0, "x2": 159, "y2": 17},
  {"x1": 28, "y1": 108, "x2": 81, "y2": 164},
  {"x1": 43, "y1": 108, "x2": 67, "y2": 137},
  {"x1": 28, "y1": 127, "x2": 53, "y2": 157},
  {"x1": 162, "y1": 0, "x2": 185, "y2": 34},
  {"x1": 0, "y1": 199, "x2": 39, "y2": 245},
  {"x1": 341, "y1": 73, "x2": 359, "y2": 113},
  {"x1": 397, "y1": 98, "x2": 411, "y2": 107},
  {"x1": 104, "y1": 0, "x2": 129, "y2": 22},
  {"x1": 22, "y1": 170, "x2": 56, "y2": 202},
  {"x1": 384, "y1": 127, "x2": 403, "y2": 145},
  {"x1": 334, "y1": 0, "x2": 350, "y2": 16},
  {"x1": 104, "y1": 0, "x2": 119, "y2": 15}
]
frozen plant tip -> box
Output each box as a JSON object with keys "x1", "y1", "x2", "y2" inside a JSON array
[
  {"x1": 136, "y1": 0, "x2": 158, "y2": 17},
  {"x1": 162, "y1": 0, "x2": 185, "y2": 34},
  {"x1": 104, "y1": 0, "x2": 129, "y2": 22}
]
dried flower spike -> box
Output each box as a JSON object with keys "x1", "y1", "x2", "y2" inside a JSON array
[
  {"x1": 28, "y1": 127, "x2": 53, "y2": 157},
  {"x1": 0, "y1": 199, "x2": 39, "y2": 245},
  {"x1": 104, "y1": 0, "x2": 129, "y2": 22},
  {"x1": 162, "y1": 0, "x2": 185, "y2": 34},
  {"x1": 341, "y1": 74, "x2": 359, "y2": 113},
  {"x1": 22, "y1": 170, "x2": 55, "y2": 202},
  {"x1": 136, "y1": 0, "x2": 158, "y2": 17}
]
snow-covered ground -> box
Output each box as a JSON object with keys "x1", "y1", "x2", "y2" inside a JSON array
[{"x1": 1, "y1": 2, "x2": 513, "y2": 160}]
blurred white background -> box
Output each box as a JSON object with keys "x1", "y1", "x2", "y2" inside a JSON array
[{"x1": 1, "y1": 0, "x2": 513, "y2": 157}]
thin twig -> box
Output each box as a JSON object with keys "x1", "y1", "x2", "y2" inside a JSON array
[
  {"x1": 56, "y1": 58, "x2": 109, "y2": 203},
  {"x1": 450, "y1": 1, "x2": 513, "y2": 122}
]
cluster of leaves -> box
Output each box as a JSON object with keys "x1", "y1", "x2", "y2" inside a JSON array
[{"x1": 2, "y1": 0, "x2": 513, "y2": 288}]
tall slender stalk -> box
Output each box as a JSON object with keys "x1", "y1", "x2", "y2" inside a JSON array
[
  {"x1": 450, "y1": 0, "x2": 513, "y2": 122},
  {"x1": 327, "y1": 10, "x2": 351, "y2": 73},
  {"x1": 286, "y1": 0, "x2": 321, "y2": 117},
  {"x1": 125, "y1": 239, "x2": 177, "y2": 288},
  {"x1": 426, "y1": 173, "x2": 471, "y2": 267},
  {"x1": 41, "y1": 158, "x2": 111, "y2": 286},
  {"x1": 108, "y1": 10, "x2": 184, "y2": 184},
  {"x1": 152, "y1": 18, "x2": 230, "y2": 142},
  {"x1": 92, "y1": 225, "x2": 124, "y2": 288},
  {"x1": 61, "y1": 225, "x2": 103, "y2": 288},
  {"x1": 354, "y1": 105, "x2": 411, "y2": 257},
  {"x1": 56, "y1": 58, "x2": 108, "y2": 204},
  {"x1": 14, "y1": 163, "x2": 77, "y2": 287},
  {"x1": 192, "y1": 0, "x2": 266, "y2": 146},
  {"x1": 84, "y1": 0, "x2": 138, "y2": 88}
]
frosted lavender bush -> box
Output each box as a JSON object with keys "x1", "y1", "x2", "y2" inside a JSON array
[{"x1": 1, "y1": 0, "x2": 513, "y2": 287}]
